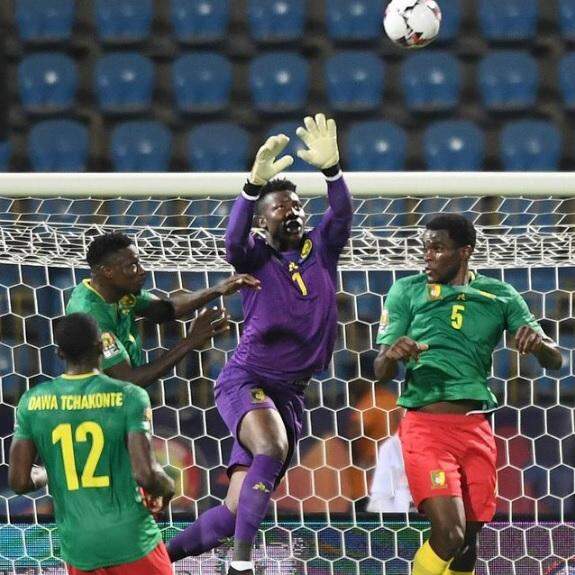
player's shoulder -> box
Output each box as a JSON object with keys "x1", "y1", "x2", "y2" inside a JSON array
[
  {"x1": 17, "y1": 378, "x2": 57, "y2": 406},
  {"x1": 471, "y1": 273, "x2": 520, "y2": 298},
  {"x1": 391, "y1": 273, "x2": 427, "y2": 292},
  {"x1": 95, "y1": 374, "x2": 149, "y2": 403},
  {"x1": 66, "y1": 279, "x2": 103, "y2": 311}
]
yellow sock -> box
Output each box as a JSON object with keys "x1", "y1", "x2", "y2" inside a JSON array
[{"x1": 412, "y1": 541, "x2": 449, "y2": 575}]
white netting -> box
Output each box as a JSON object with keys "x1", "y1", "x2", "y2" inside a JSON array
[{"x1": 0, "y1": 181, "x2": 574, "y2": 574}]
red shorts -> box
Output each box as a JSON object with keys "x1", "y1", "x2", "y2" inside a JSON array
[
  {"x1": 399, "y1": 410, "x2": 497, "y2": 522},
  {"x1": 67, "y1": 542, "x2": 172, "y2": 575}
]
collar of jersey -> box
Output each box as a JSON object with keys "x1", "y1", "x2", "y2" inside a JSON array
[
  {"x1": 83, "y1": 279, "x2": 107, "y2": 302},
  {"x1": 61, "y1": 370, "x2": 100, "y2": 380}
]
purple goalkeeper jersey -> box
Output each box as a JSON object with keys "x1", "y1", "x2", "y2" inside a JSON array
[{"x1": 225, "y1": 174, "x2": 352, "y2": 381}]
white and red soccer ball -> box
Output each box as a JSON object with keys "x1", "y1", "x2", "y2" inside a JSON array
[{"x1": 384, "y1": 0, "x2": 442, "y2": 48}]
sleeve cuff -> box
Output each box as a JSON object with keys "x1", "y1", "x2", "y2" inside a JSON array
[
  {"x1": 322, "y1": 164, "x2": 343, "y2": 180},
  {"x1": 242, "y1": 180, "x2": 263, "y2": 200}
]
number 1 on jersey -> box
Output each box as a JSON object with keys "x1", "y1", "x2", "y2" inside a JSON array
[
  {"x1": 52, "y1": 421, "x2": 110, "y2": 491},
  {"x1": 451, "y1": 304, "x2": 465, "y2": 330}
]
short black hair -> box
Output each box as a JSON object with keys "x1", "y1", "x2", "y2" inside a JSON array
[
  {"x1": 54, "y1": 313, "x2": 101, "y2": 362},
  {"x1": 426, "y1": 214, "x2": 476, "y2": 249},
  {"x1": 86, "y1": 232, "x2": 133, "y2": 268},
  {"x1": 255, "y1": 178, "x2": 297, "y2": 216}
]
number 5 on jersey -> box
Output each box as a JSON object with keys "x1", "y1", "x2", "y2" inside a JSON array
[
  {"x1": 52, "y1": 422, "x2": 110, "y2": 490},
  {"x1": 451, "y1": 304, "x2": 465, "y2": 330}
]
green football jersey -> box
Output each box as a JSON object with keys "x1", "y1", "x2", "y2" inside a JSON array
[
  {"x1": 66, "y1": 280, "x2": 156, "y2": 370},
  {"x1": 14, "y1": 372, "x2": 161, "y2": 570},
  {"x1": 376, "y1": 273, "x2": 543, "y2": 410}
]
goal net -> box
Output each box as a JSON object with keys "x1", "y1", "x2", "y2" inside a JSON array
[{"x1": 0, "y1": 173, "x2": 573, "y2": 575}]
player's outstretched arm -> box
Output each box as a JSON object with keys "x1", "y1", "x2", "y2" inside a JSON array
[
  {"x1": 374, "y1": 338, "x2": 429, "y2": 383},
  {"x1": 106, "y1": 307, "x2": 229, "y2": 388},
  {"x1": 514, "y1": 326, "x2": 562, "y2": 370},
  {"x1": 226, "y1": 135, "x2": 293, "y2": 268},
  {"x1": 128, "y1": 431, "x2": 175, "y2": 509},
  {"x1": 9, "y1": 439, "x2": 45, "y2": 494},
  {"x1": 142, "y1": 275, "x2": 261, "y2": 322}
]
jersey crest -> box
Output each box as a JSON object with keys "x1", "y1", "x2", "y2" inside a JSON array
[
  {"x1": 427, "y1": 284, "x2": 442, "y2": 300},
  {"x1": 101, "y1": 332, "x2": 121, "y2": 359},
  {"x1": 300, "y1": 238, "x2": 313, "y2": 260},
  {"x1": 430, "y1": 469, "x2": 446, "y2": 488}
]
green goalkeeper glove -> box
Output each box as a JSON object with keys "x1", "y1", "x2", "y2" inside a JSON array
[
  {"x1": 249, "y1": 134, "x2": 294, "y2": 186},
  {"x1": 296, "y1": 113, "x2": 340, "y2": 170}
]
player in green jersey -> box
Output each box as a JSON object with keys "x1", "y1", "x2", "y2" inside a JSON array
[
  {"x1": 66, "y1": 232, "x2": 259, "y2": 387},
  {"x1": 9, "y1": 313, "x2": 178, "y2": 574},
  {"x1": 373, "y1": 214, "x2": 562, "y2": 575}
]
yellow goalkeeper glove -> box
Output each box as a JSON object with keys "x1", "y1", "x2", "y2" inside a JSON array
[
  {"x1": 249, "y1": 134, "x2": 294, "y2": 186},
  {"x1": 296, "y1": 113, "x2": 340, "y2": 170}
]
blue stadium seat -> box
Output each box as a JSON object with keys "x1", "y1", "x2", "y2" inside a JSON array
[
  {"x1": 15, "y1": 0, "x2": 75, "y2": 42},
  {"x1": 173, "y1": 53, "x2": 231, "y2": 112},
  {"x1": 266, "y1": 121, "x2": 314, "y2": 172},
  {"x1": 400, "y1": 51, "x2": 460, "y2": 112},
  {"x1": 478, "y1": 0, "x2": 538, "y2": 42},
  {"x1": 248, "y1": 0, "x2": 305, "y2": 42},
  {"x1": 559, "y1": 0, "x2": 575, "y2": 41},
  {"x1": 110, "y1": 121, "x2": 172, "y2": 172},
  {"x1": 95, "y1": 53, "x2": 154, "y2": 113},
  {"x1": 0, "y1": 142, "x2": 10, "y2": 171},
  {"x1": 28, "y1": 119, "x2": 88, "y2": 172},
  {"x1": 170, "y1": 0, "x2": 229, "y2": 43},
  {"x1": 559, "y1": 53, "x2": 575, "y2": 110},
  {"x1": 249, "y1": 52, "x2": 309, "y2": 112},
  {"x1": 187, "y1": 122, "x2": 250, "y2": 171},
  {"x1": 423, "y1": 121, "x2": 485, "y2": 171},
  {"x1": 325, "y1": 0, "x2": 382, "y2": 41},
  {"x1": 345, "y1": 121, "x2": 407, "y2": 171},
  {"x1": 325, "y1": 51, "x2": 384, "y2": 112},
  {"x1": 95, "y1": 0, "x2": 153, "y2": 43},
  {"x1": 18, "y1": 53, "x2": 77, "y2": 113},
  {"x1": 478, "y1": 51, "x2": 538, "y2": 111},
  {"x1": 500, "y1": 121, "x2": 561, "y2": 171},
  {"x1": 436, "y1": 0, "x2": 462, "y2": 43}
]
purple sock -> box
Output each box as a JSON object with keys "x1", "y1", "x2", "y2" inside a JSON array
[
  {"x1": 233, "y1": 454, "x2": 284, "y2": 555},
  {"x1": 167, "y1": 504, "x2": 236, "y2": 562}
]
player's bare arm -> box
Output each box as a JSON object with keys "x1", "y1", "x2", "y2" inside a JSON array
[
  {"x1": 374, "y1": 338, "x2": 429, "y2": 383},
  {"x1": 141, "y1": 274, "x2": 261, "y2": 323},
  {"x1": 128, "y1": 430, "x2": 175, "y2": 511},
  {"x1": 514, "y1": 325, "x2": 562, "y2": 370},
  {"x1": 106, "y1": 306, "x2": 229, "y2": 387},
  {"x1": 8, "y1": 438, "x2": 43, "y2": 494}
]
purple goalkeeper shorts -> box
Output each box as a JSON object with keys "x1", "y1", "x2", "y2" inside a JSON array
[{"x1": 214, "y1": 360, "x2": 307, "y2": 483}]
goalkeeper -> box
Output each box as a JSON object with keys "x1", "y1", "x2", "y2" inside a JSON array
[
  {"x1": 168, "y1": 113, "x2": 352, "y2": 575},
  {"x1": 66, "y1": 231, "x2": 259, "y2": 387},
  {"x1": 373, "y1": 214, "x2": 562, "y2": 575}
]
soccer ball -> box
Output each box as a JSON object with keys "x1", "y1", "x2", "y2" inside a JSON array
[{"x1": 384, "y1": 0, "x2": 442, "y2": 49}]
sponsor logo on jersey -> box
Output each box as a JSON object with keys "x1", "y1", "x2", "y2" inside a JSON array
[
  {"x1": 252, "y1": 481, "x2": 271, "y2": 493},
  {"x1": 300, "y1": 238, "x2": 313, "y2": 260},
  {"x1": 378, "y1": 309, "x2": 390, "y2": 335},
  {"x1": 427, "y1": 284, "x2": 442, "y2": 300},
  {"x1": 143, "y1": 407, "x2": 152, "y2": 431},
  {"x1": 251, "y1": 388, "x2": 267, "y2": 403},
  {"x1": 101, "y1": 332, "x2": 121, "y2": 358},
  {"x1": 430, "y1": 470, "x2": 446, "y2": 488}
]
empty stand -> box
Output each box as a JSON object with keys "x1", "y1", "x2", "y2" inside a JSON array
[
  {"x1": 15, "y1": 0, "x2": 75, "y2": 43},
  {"x1": 435, "y1": 0, "x2": 461, "y2": 44},
  {"x1": 94, "y1": 0, "x2": 153, "y2": 43},
  {"x1": 559, "y1": 0, "x2": 575, "y2": 41},
  {"x1": 265, "y1": 121, "x2": 314, "y2": 172},
  {"x1": 248, "y1": 0, "x2": 306, "y2": 42},
  {"x1": 325, "y1": 0, "x2": 383, "y2": 42},
  {"x1": 478, "y1": 0, "x2": 538, "y2": 42},
  {"x1": 559, "y1": 52, "x2": 575, "y2": 110},
  {"x1": 170, "y1": 0, "x2": 229, "y2": 43}
]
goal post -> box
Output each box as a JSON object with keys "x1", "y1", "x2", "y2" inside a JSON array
[{"x1": 0, "y1": 172, "x2": 573, "y2": 575}]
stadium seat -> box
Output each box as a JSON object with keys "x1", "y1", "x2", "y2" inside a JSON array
[
  {"x1": 0, "y1": 142, "x2": 10, "y2": 171},
  {"x1": 248, "y1": 0, "x2": 306, "y2": 42},
  {"x1": 325, "y1": 0, "x2": 383, "y2": 42},
  {"x1": 559, "y1": 0, "x2": 575, "y2": 41},
  {"x1": 559, "y1": 53, "x2": 575, "y2": 110},
  {"x1": 478, "y1": 0, "x2": 538, "y2": 42},
  {"x1": 249, "y1": 52, "x2": 309, "y2": 112},
  {"x1": 345, "y1": 121, "x2": 407, "y2": 171},
  {"x1": 15, "y1": 0, "x2": 75, "y2": 42},
  {"x1": 95, "y1": 0, "x2": 153, "y2": 43},
  {"x1": 110, "y1": 121, "x2": 172, "y2": 172},
  {"x1": 170, "y1": 0, "x2": 229, "y2": 43},
  {"x1": 499, "y1": 120, "x2": 562, "y2": 171},
  {"x1": 28, "y1": 119, "x2": 88, "y2": 172},
  {"x1": 423, "y1": 121, "x2": 485, "y2": 171},
  {"x1": 187, "y1": 122, "x2": 250, "y2": 171},
  {"x1": 265, "y1": 121, "x2": 314, "y2": 172},
  {"x1": 173, "y1": 53, "x2": 231, "y2": 113},
  {"x1": 325, "y1": 51, "x2": 384, "y2": 112},
  {"x1": 95, "y1": 53, "x2": 154, "y2": 113},
  {"x1": 435, "y1": 0, "x2": 461, "y2": 43},
  {"x1": 400, "y1": 51, "x2": 460, "y2": 112},
  {"x1": 18, "y1": 53, "x2": 77, "y2": 113},
  {"x1": 479, "y1": 51, "x2": 538, "y2": 111}
]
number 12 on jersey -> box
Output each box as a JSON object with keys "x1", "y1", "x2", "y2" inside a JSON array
[
  {"x1": 451, "y1": 304, "x2": 465, "y2": 330},
  {"x1": 52, "y1": 421, "x2": 110, "y2": 490}
]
